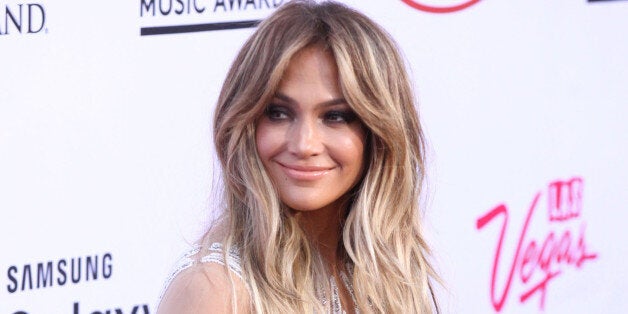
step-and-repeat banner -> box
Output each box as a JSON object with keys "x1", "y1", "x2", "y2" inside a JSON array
[{"x1": 2, "y1": 0, "x2": 626, "y2": 313}]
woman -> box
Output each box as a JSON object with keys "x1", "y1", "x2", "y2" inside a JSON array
[{"x1": 158, "y1": 1, "x2": 439, "y2": 313}]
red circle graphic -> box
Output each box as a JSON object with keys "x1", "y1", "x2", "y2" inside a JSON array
[{"x1": 401, "y1": 0, "x2": 481, "y2": 13}]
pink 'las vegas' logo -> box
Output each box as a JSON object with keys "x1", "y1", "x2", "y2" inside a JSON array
[{"x1": 476, "y1": 177, "x2": 598, "y2": 312}]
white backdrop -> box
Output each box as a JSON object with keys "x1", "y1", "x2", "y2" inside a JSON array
[{"x1": 1, "y1": 0, "x2": 627, "y2": 313}]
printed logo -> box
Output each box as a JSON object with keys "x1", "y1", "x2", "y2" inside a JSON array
[
  {"x1": 0, "y1": 3, "x2": 47, "y2": 35},
  {"x1": 401, "y1": 0, "x2": 481, "y2": 13},
  {"x1": 4, "y1": 253, "x2": 152, "y2": 314},
  {"x1": 71, "y1": 302, "x2": 150, "y2": 314},
  {"x1": 6, "y1": 253, "x2": 113, "y2": 294},
  {"x1": 476, "y1": 177, "x2": 598, "y2": 312},
  {"x1": 11, "y1": 302, "x2": 150, "y2": 314},
  {"x1": 139, "y1": 0, "x2": 284, "y2": 36}
]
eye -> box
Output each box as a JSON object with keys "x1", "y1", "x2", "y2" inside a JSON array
[
  {"x1": 324, "y1": 110, "x2": 357, "y2": 124},
  {"x1": 265, "y1": 105, "x2": 291, "y2": 121}
]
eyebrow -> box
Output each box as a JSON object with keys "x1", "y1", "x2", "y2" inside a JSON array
[{"x1": 274, "y1": 92, "x2": 347, "y2": 108}]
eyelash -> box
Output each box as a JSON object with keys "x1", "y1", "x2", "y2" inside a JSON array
[
  {"x1": 265, "y1": 105, "x2": 290, "y2": 121},
  {"x1": 264, "y1": 105, "x2": 357, "y2": 124},
  {"x1": 324, "y1": 111, "x2": 357, "y2": 124}
]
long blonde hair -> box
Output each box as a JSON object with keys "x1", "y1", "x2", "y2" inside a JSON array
[{"x1": 210, "y1": 1, "x2": 438, "y2": 312}]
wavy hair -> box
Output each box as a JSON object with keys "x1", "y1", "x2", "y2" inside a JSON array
[{"x1": 209, "y1": 0, "x2": 439, "y2": 312}]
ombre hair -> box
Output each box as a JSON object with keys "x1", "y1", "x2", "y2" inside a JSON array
[{"x1": 208, "y1": 0, "x2": 439, "y2": 312}]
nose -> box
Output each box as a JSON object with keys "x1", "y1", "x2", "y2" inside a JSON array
[{"x1": 288, "y1": 118, "x2": 324, "y2": 158}]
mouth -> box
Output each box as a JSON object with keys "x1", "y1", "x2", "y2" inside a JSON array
[{"x1": 276, "y1": 162, "x2": 334, "y2": 181}]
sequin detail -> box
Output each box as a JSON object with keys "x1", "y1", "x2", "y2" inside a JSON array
[
  {"x1": 157, "y1": 243, "x2": 242, "y2": 303},
  {"x1": 200, "y1": 242, "x2": 243, "y2": 279}
]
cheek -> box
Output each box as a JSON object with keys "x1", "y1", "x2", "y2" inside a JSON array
[
  {"x1": 255, "y1": 121, "x2": 281, "y2": 162},
  {"x1": 329, "y1": 128, "x2": 366, "y2": 172}
]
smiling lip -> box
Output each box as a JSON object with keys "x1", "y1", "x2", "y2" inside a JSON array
[{"x1": 277, "y1": 162, "x2": 333, "y2": 181}]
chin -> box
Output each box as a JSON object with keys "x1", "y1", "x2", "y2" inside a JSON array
[
  {"x1": 285, "y1": 202, "x2": 326, "y2": 212},
  {"x1": 281, "y1": 194, "x2": 346, "y2": 214},
  {"x1": 281, "y1": 197, "x2": 323, "y2": 212}
]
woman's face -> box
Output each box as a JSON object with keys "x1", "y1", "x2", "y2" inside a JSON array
[{"x1": 256, "y1": 46, "x2": 366, "y2": 213}]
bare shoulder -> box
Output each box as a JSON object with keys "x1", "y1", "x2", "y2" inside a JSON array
[{"x1": 157, "y1": 261, "x2": 250, "y2": 314}]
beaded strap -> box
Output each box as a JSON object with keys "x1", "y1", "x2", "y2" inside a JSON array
[{"x1": 157, "y1": 243, "x2": 243, "y2": 303}]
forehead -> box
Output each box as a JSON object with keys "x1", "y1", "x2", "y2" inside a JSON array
[{"x1": 276, "y1": 46, "x2": 341, "y2": 101}]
